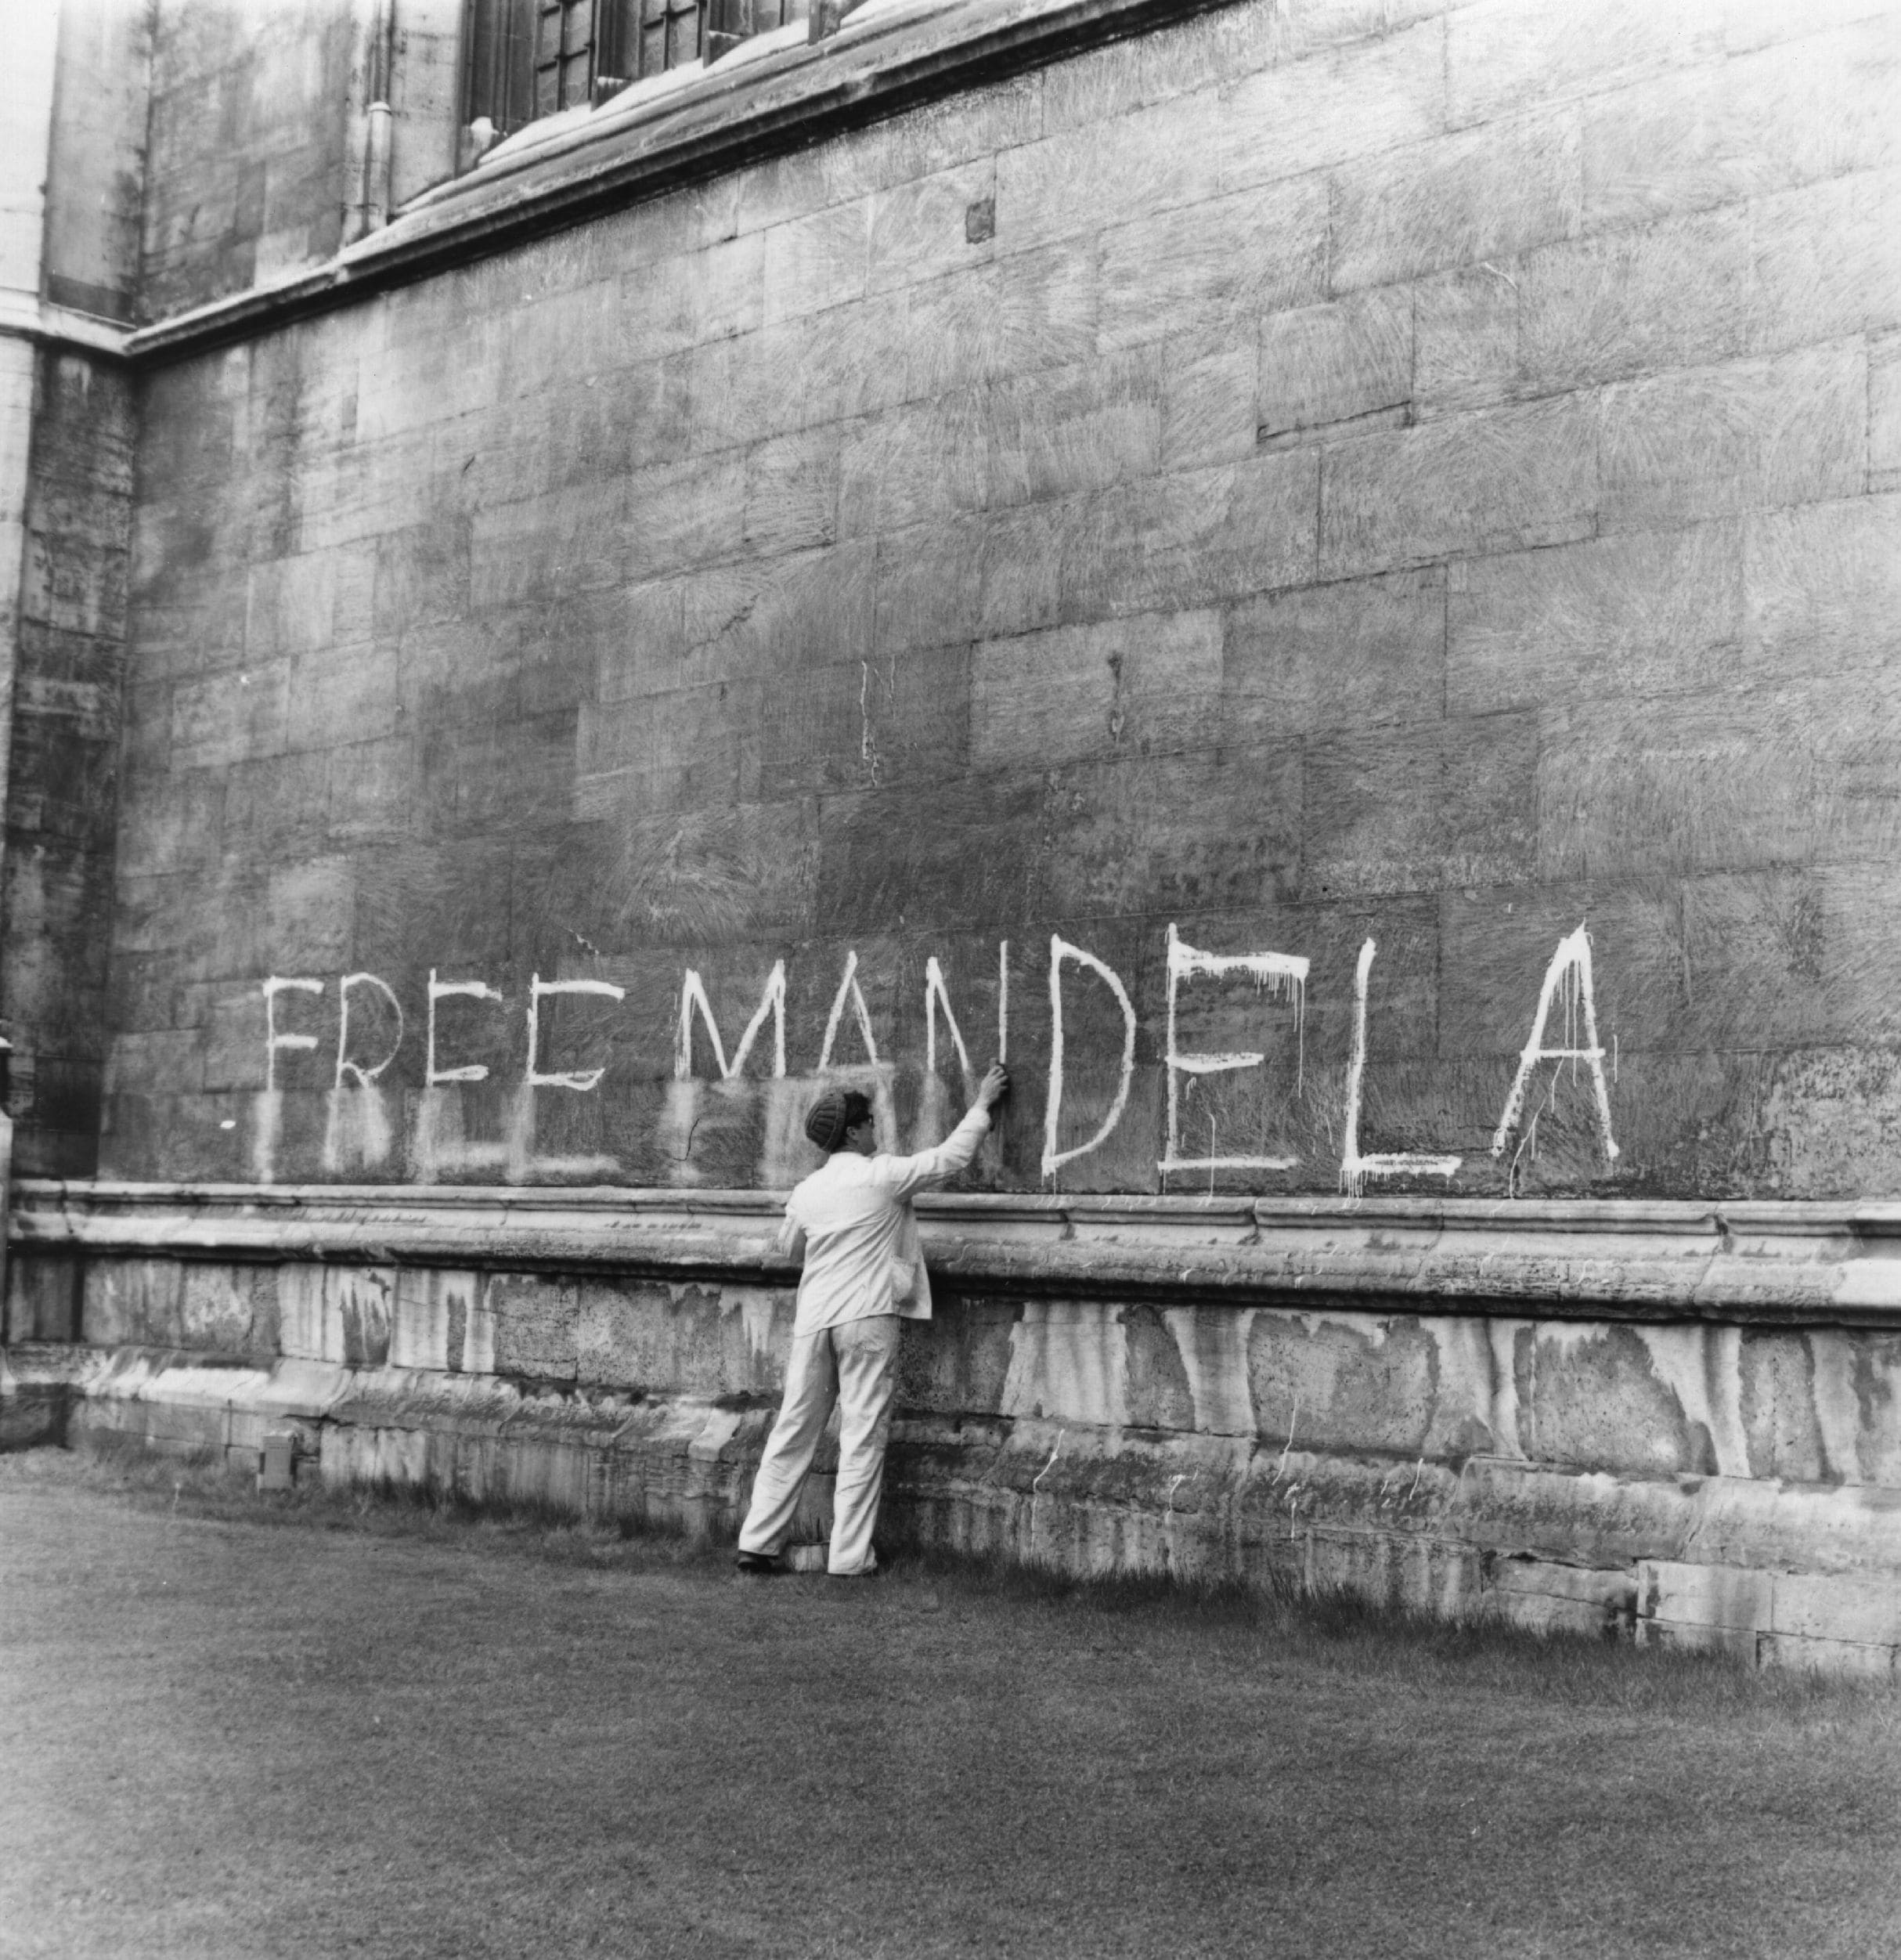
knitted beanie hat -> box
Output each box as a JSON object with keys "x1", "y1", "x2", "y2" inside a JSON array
[{"x1": 804, "y1": 1087, "x2": 873, "y2": 1151}]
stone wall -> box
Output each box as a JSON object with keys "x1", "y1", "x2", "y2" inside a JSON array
[
  {"x1": 3, "y1": 352, "x2": 137, "y2": 1177},
  {"x1": 109, "y1": 0, "x2": 1901, "y2": 1203},
  {"x1": 140, "y1": 0, "x2": 361, "y2": 319}
]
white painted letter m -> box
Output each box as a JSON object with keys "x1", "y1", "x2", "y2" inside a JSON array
[{"x1": 674, "y1": 962, "x2": 787, "y2": 1081}]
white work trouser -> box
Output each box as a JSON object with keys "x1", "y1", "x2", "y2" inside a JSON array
[{"x1": 738, "y1": 1314, "x2": 900, "y2": 1576}]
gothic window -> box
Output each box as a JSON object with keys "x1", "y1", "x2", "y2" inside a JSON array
[{"x1": 461, "y1": 0, "x2": 704, "y2": 143}]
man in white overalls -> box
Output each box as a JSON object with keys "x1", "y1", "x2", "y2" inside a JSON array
[{"x1": 736, "y1": 1063, "x2": 1011, "y2": 1578}]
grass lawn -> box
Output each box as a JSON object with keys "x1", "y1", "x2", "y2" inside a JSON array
[{"x1": 2, "y1": 1448, "x2": 1899, "y2": 1959}]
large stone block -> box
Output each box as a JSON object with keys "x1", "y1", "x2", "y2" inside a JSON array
[
  {"x1": 1329, "y1": 110, "x2": 1583, "y2": 294},
  {"x1": 1159, "y1": 336, "x2": 1257, "y2": 472},
  {"x1": 1447, "y1": 522, "x2": 1745, "y2": 715},
  {"x1": 816, "y1": 776, "x2": 1049, "y2": 934},
  {"x1": 676, "y1": 539, "x2": 877, "y2": 683},
  {"x1": 1037, "y1": 35, "x2": 1152, "y2": 139},
  {"x1": 976, "y1": 501, "x2": 1066, "y2": 642},
  {"x1": 489, "y1": 1273, "x2": 579, "y2": 1380},
  {"x1": 872, "y1": 517, "x2": 987, "y2": 655},
  {"x1": 1447, "y1": 0, "x2": 1720, "y2": 132},
  {"x1": 5, "y1": 1255, "x2": 81, "y2": 1343},
  {"x1": 691, "y1": 292, "x2": 912, "y2": 449},
  {"x1": 1225, "y1": 567, "x2": 1445, "y2": 738},
  {"x1": 1748, "y1": 167, "x2": 1901, "y2": 352},
  {"x1": 575, "y1": 1280, "x2": 792, "y2": 1397},
  {"x1": 1517, "y1": 204, "x2": 1755, "y2": 395},
  {"x1": 576, "y1": 686, "x2": 750, "y2": 816},
  {"x1": 904, "y1": 243, "x2": 1096, "y2": 397},
  {"x1": 752, "y1": 643, "x2": 970, "y2": 799},
  {"x1": 1582, "y1": 20, "x2": 1899, "y2": 229},
  {"x1": 222, "y1": 750, "x2": 329, "y2": 858},
  {"x1": 1258, "y1": 287, "x2": 1411, "y2": 442},
  {"x1": 997, "y1": 90, "x2": 1221, "y2": 256},
  {"x1": 1217, "y1": 15, "x2": 1443, "y2": 191},
  {"x1": 1743, "y1": 493, "x2": 1901, "y2": 677},
  {"x1": 178, "y1": 1264, "x2": 258, "y2": 1352},
  {"x1": 83, "y1": 1258, "x2": 185, "y2": 1348},
  {"x1": 867, "y1": 158, "x2": 994, "y2": 295},
  {"x1": 1531, "y1": 1324, "x2": 1721, "y2": 1477},
  {"x1": 1737, "y1": 1330, "x2": 1832, "y2": 1482},
  {"x1": 1097, "y1": 178, "x2": 1329, "y2": 354},
  {"x1": 469, "y1": 478, "x2": 632, "y2": 608},
  {"x1": 1299, "y1": 712, "x2": 1538, "y2": 898},
  {"x1": 1038, "y1": 745, "x2": 1304, "y2": 920},
  {"x1": 762, "y1": 197, "x2": 871, "y2": 325},
  {"x1": 113, "y1": 768, "x2": 225, "y2": 879},
  {"x1": 613, "y1": 230, "x2": 766, "y2": 358},
  {"x1": 983, "y1": 348, "x2": 1163, "y2": 507},
  {"x1": 170, "y1": 660, "x2": 290, "y2": 770},
  {"x1": 1246, "y1": 1308, "x2": 1448, "y2": 1456},
  {"x1": 1320, "y1": 392, "x2": 1598, "y2": 579},
  {"x1": 809, "y1": 74, "x2": 1042, "y2": 208},
  {"x1": 972, "y1": 609, "x2": 1221, "y2": 773},
  {"x1": 741, "y1": 426, "x2": 841, "y2": 559},
  {"x1": 262, "y1": 857, "x2": 355, "y2": 973},
  {"x1": 1597, "y1": 341, "x2": 1867, "y2": 534},
  {"x1": 104, "y1": 1029, "x2": 205, "y2": 1098},
  {"x1": 325, "y1": 736, "x2": 414, "y2": 844},
  {"x1": 371, "y1": 516, "x2": 471, "y2": 637},
  {"x1": 1816, "y1": 864, "x2": 1901, "y2": 1046},
  {"x1": 1062, "y1": 449, "x2": 1319, "y2": 619},
  {"x1": 838, "y1": 392, "x2": 990, "y2": 538},
  {"x1": 283, "y1": 641, "x2": 400, "y2": 756}
]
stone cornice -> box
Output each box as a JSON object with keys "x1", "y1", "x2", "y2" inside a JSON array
[
  {"x1": 0, "y1": 295, "x2": 129, "y2": 361},
  {"x1": 15, "y1": 1180, "x2": 1901, "y2": 1326},
  {"x1": 121, "y1": 0, "x2": 1226, "y2": 364}
]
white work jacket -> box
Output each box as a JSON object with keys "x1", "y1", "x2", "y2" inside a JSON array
[{"x1": 776, "y1": 1105, "x2": 991, "y2": 1336}]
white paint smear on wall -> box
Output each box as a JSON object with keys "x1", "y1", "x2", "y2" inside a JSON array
[
  {"x1": 1162, "y1": 1305, "x2": 1257, "y2": 1435},
  {"x1": 1002, "y1": 1301, "x2": 1129, "y2": 1428}
]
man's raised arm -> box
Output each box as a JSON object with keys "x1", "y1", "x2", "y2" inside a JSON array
[{"x1": 878, "y1": 1063, "x2": 1011, "y2": 1201}]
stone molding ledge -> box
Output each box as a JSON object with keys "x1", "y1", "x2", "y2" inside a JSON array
[
  {"x1": 15, "y1": 1181, "x2": 1901, "y2": 1325},
  {"x1": 0, "y1": 294, "x2": 129, "y2": 361},
  {"x1": 124, "y1": 0, "x2": 1223, "y2": 361}
]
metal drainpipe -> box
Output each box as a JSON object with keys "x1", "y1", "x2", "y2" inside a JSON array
[{"x1": 344, "y1": 0, "x2": 397, "y2": 242}]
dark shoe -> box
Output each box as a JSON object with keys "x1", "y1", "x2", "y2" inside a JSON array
[{"x1": 734, "y1": 1550, "x2": 781, "y2": 1576}]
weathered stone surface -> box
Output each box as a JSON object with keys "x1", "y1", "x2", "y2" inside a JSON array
[
  {"x1": 1330, "y1": 110, "x2": 1583, "y2": 294},
  {"x1": 1062, "y1": 449, "x2": 1319, "y2": 617},
  {"x1": 33, "y1": 0, "x2": 1901, "y2": 1227},
  {"x1": 1258, "y1": 288, "x2": 1411, "y2": 442},
  {"x1": 1447, "y1": 0, "x2": 1721, "y2": 132},
  {"x1": 1447, "y1": 523, "x2": 1744, "y2": 714},
  {"x1": 1158, "y1": 337, "x2": 1257, "y2": 472},
  {"x1": 1097, "y1": 178, "x2": 1328, "y2": 353},
  {"x1": 1217, "y1": 16, "x2": 1443, "y2": 191},
  {"x1": 1582, "y1": 20, "x2": 1900, "y2": 229},
  {"x1": 1517, "y1": 204, "x2": 1755, "y2": 393},
  {"x1": 1597, "y1": 342, "x2": 1867, "y2": 533},
  {"x1": 1320, "y1": 393, "x2": 1599, "y2": 579},
  {"x1": 1225, "y1": 567, "x2": 1445, "y2": 736},
  {"x1": 489, "y1": 1273, "x2": 580, "y2": 1380},
  {"x1": 971, "y1": 609, "x2": 1221, "y2": 771}
]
